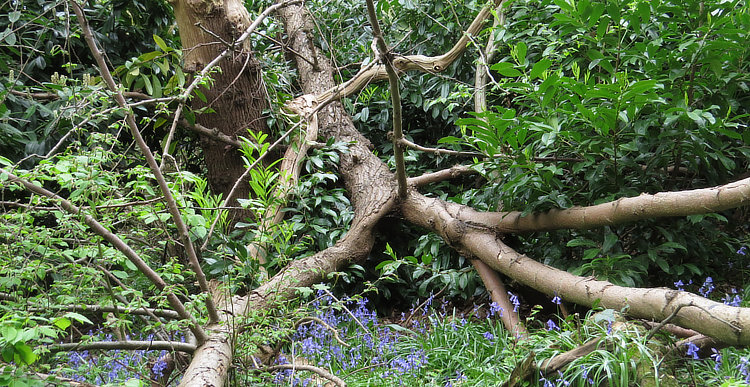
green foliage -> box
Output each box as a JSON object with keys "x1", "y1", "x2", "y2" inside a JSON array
[
  {"x1": 0, "y1": 0, "x2": 176, "y2": 161},
  {"x1": 445, "y1": 0, "x2": 750, "y2": 285}
]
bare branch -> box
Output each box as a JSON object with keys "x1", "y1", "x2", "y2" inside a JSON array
[
  {"x1": 47, "y1": 340, "x2": 196, "y2": 353},
  {"x1": 538, "y1": 337, "x2": 607, "y2": 375},
  {"x1": 266, "y1": 364, "x2": 346, "y2": 387},
  {"x1": 472, "y1": 259, "x2": 526, "y2": 337},
  {"x1": 292, "y1": 0, "x2": 505, "y2": 106},
  {"x1": 407, "y1": 165, "x2": 476, "y2": 186},
  {"x1": 294, "y1": 316, "x2": 349, "y2": 348},
  {"x1": 401, "y1": 191, "x2": 750, "y2": 345},
  {"x1": 27, "y1": 304, "x2": 180, "y2": 320}
]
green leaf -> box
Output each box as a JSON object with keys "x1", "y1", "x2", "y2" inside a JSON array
[
  {"x1": 1, "y1": 345, "x2": 14, "y2": 363},
  {"x1": 14, "y1": 342, "x2": 37, "y2": 365},
  {"x1": 490, "y1": 62, "x2": 522, "y2": 77},
  {"x1": 142, "y1": 74, "x2": 153, "y2": 95},
  {"x1": 138, "y1": 51, "x2": 161, "y2": 62},
  {"x1": 2, "y1": 326, "x2": 18, "y2": 342},
  {"x1": 153, "y1": 34, "x2": 170, "y2": 52},
  {"x1": 654, "y1": 257, "x2": 670, "y2": 274},
  {"x1": 567, "y1": 238, "x2": 597, "y2": 248},
  {"x1": 53, "y1": 317, "x2": 71, "y2": 330},
  {"x1": 8, "y1": 11, "x2": 21, "y2": 23},
  {"x1": 529, "y1": 59, "x2": 552, "y2": 80},
  {"x1": 516, "y1": 41, "x2": 527, "y2": 65},
  {"x1": 583, "y1": 248, "x2": 600, "y2": 260},
  {"x1": 63, "y1": 312, "x2": 93, "y2": 325}
]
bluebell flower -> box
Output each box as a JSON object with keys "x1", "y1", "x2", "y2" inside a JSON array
[
  {"x1": 483, "y1": 331, "x2": 495, "y2": 342},
  {"x1": 546, "y1": 319, "x2": 560, "y2": 331},
  {"x1": 580, "y1": 365, "x2": 595, "y2": 385},
  {"x1": 738, "y1": 246, "x2": 747, "y2": 255},
  {"x1": 699, "y1": 277, "x2": 715, "y2": 297},
  {"x1": 722, "y1": 292, "x2": 742, "y2": 307},
  {"x1": 152, "y1": 354, "x2": 169, "y2": 378},
  {"x1": 489, "y1": 302, "x2": 503, "y2": 317},
  {"x1": 551, "y1": 292, "x2": 561, "y2": 305},
  {"x1": 710, "y1": 348, "x2": 722, "y2": 371},
  {"x1": 674, "y1": 280, "x2": 685, "y2": 290},
  {"x1": 555, "y1": 370, "x2": 571, "y2": 386},
  {"x1": 685, "y1": 342, "x2": 700, "y2": 359},
  {"x1": 539, "y1": 371, "x2": 555, "y2": 387},
  {"x1": 508, "y1": 291, "x2": 520, "y2": 312}
]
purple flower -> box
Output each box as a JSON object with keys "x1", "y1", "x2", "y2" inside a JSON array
[
  {"x1": 489, "y1": 302, "x2": 503, "y2": 317},
  {"x1": 685, "y1": 342, "x2": 700, "y2": 359},
  {"x1": 152, "y1": 353, "x2": 169, "y2": 378},
  {"x1": 738, "y1": 246, "x2": 747, "y2": 255},
  {"x1": 483, "y1": 331, "x2": 495, "y2": 342},
  {"x1": 674, "y1": 280, "x2": 685, "y2": 290},
  {"x1": 555, "y1": 370, "x2": 571, "y2": 386},
  {"x1": 710, "y1": 348, "x2": 722, "y2": 371},
  {"x1": 699, "y1": 277, "x2": 715, "y2": 297},
  {"x1": 508, "y1": 292, "x2": 520, "y2": 312},
  {"x1": 551, "y1": 292, "x2": 561, "y2": 305},
  {"x1": 546, "y1": 319, "x2": 560, "y2": 331},
  {"x1": 722, "y1": 291, "x2": 742, "y2": 307},
  {"x1": 580, "y1": 365, "x2": 595, "y2": 385}
]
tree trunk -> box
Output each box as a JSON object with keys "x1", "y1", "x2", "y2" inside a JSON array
[{"x1": 172, "y1": 0, "x2": 270, "y2": 220}]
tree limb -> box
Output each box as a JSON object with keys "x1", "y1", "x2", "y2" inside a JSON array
[
  {"x1": 290, "y1": 0, "x2": 505, "y2": 106},
  {"x1": 266, "y1": 363, "x2": 346, "y2": 387},
  {"x1": 407, "y1": 165, "x2": 477, "y2": 186},
  {"x1": 469, "y1": 177, "x2": 750, "y2": 233},
  {"x1": 365, "y1": 0, "x2": 407, "y2": 198},
  {"x1": 401, "y1": 192, "x2": 750, "y2": 345}
]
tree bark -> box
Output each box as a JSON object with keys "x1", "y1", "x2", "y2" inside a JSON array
[{"x1": 172, "y1": 0, "x2": 271, "y2": 220}]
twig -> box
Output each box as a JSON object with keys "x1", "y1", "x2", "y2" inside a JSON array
[
  {"x1": 47, "y1": 340, "x2": 196, "y2": 353},
  {"x1": 645, "y1": 303, "x2": 687, "y2": 342},
  {"x1": 295, "y1": 316, "x2": 349, "y2": 348},
  {"x1": 538, "y1": 337, "x2": 606, "y2": 374},
  {"x1": 26, "y1": 304, "x2": 180, "y2": 320},
  {"x1": 404, "y1": 285, "x2": 449, "y2": 327},
  {"x1": 265, "y1": 364, "x2": 346, "y2": 387}
]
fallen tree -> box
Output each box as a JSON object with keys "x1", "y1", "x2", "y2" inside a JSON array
[{"x1": 0, "y1": 0, "x2": 748, "y2": 385}]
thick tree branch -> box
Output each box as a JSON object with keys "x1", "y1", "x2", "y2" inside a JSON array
[
  {"x1": 472, "y1": 258, "x2": 526, "y2": 337},
  {"x1": 482, "y1": 177, "x2": 750, "y2": 233},
  {"x1": 401, "y1": 192, "x2": 750, "y2": 345}
]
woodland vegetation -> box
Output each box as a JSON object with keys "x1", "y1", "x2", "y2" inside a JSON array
[{"x1": 0, "y1": 0, "x2": 749, "y2": 385}]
